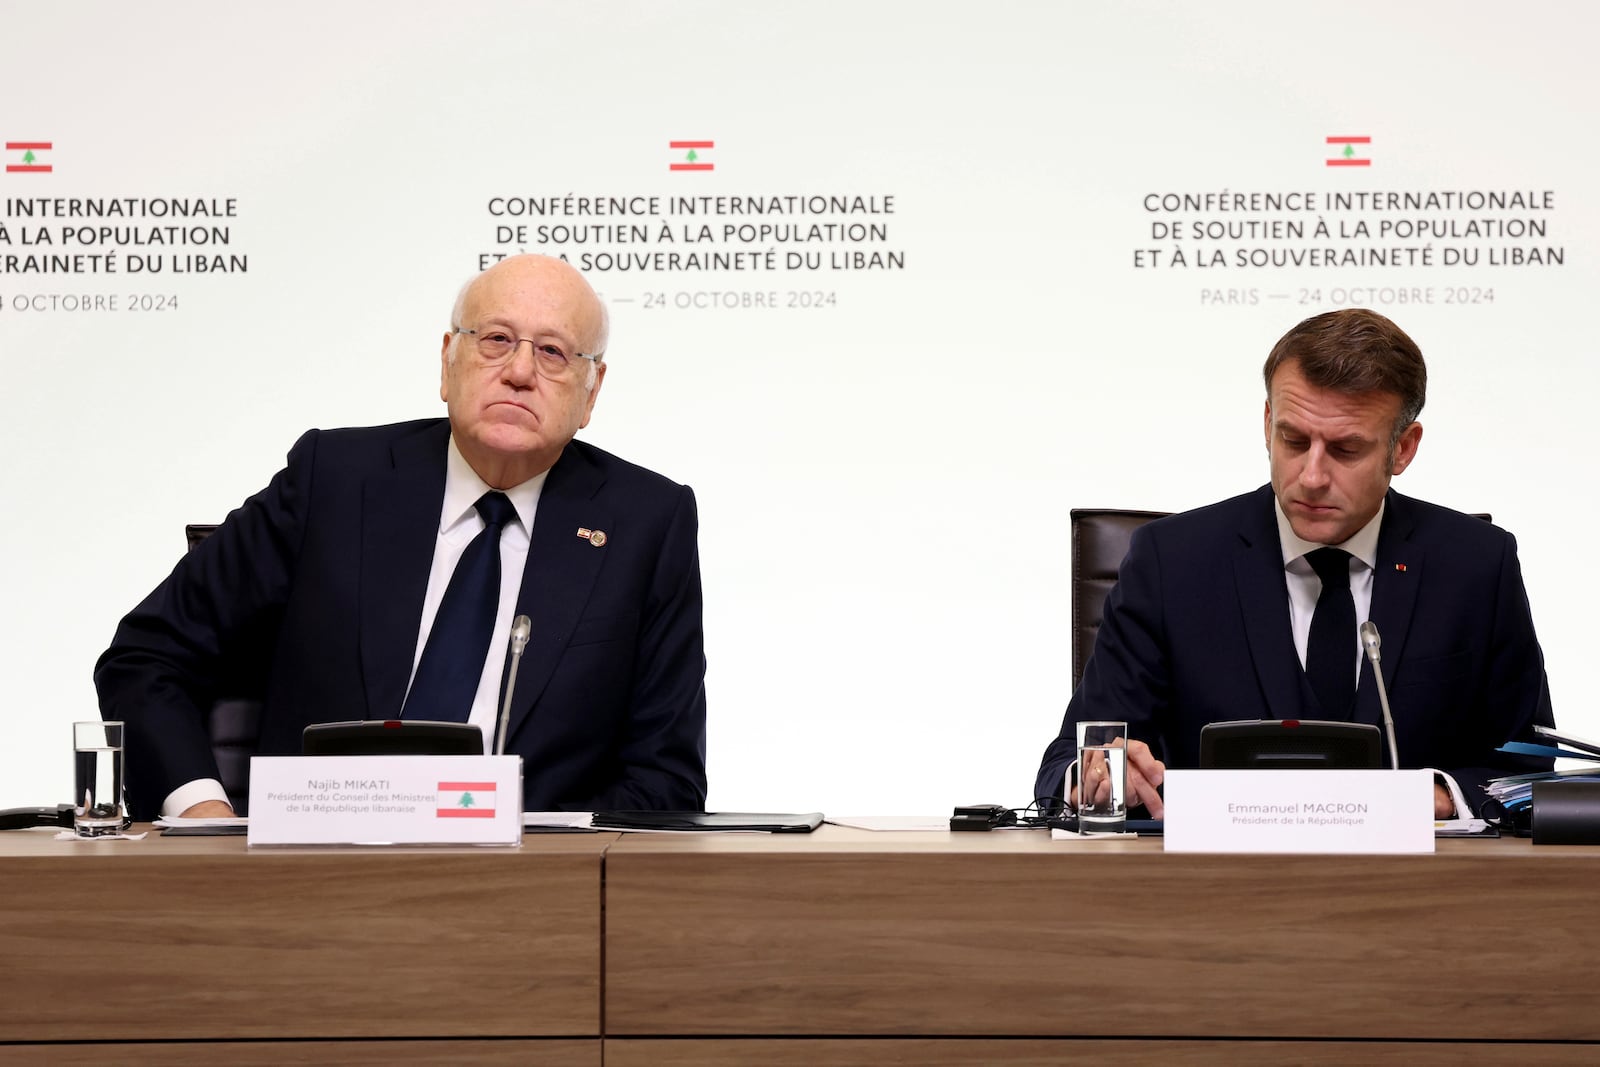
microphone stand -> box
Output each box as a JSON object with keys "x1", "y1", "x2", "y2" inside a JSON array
[
  {"x1": 495, "y1": 615, "x2": 532, "y2": 756},
  {"x1": 1360, "y1": 621, "x2": 1400, "y2": 770}
]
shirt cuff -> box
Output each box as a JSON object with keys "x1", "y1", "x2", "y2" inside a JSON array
[{"x1": 162, "y1": 778, "x2": 231, "y2": 818}]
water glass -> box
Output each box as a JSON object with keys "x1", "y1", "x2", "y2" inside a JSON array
[
  {"x1": 73, "y1": 720, "x2": 131, "y2": 837},
  {"x1": 1070, "y1": 720, "x2": 1128, "y2": 834}
]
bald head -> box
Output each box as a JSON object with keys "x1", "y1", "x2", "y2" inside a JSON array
[{"x1": 451, "y1": 255, "x2": 609, "y2": 377}]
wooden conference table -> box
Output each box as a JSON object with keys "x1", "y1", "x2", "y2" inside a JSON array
[{"x1": 2, "y1": 827, "x2": 1597, "y2": 1064}]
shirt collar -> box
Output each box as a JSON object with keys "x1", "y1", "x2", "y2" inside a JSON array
[
  {"x1": 1275, "y1": 496, "x2": 1385, "y2": 571},
  {"x1": 442, "y1": 435, "x2": 547, "y2": 535}
]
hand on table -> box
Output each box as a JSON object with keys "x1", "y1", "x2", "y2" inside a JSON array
[
  {"x1": 1433, "y1": 783, "x2": 1457, "y2": 819},
  {"x1": 179, "y1": 800, "x2": 236, "y2": 819}
]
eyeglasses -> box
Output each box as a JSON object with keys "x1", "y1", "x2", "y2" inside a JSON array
[{"x1": 452, "y1": 327, "x2": 601, "y2": 382}]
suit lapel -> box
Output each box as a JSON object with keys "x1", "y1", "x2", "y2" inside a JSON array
[
  {"x1": 503, "y1": 443, "x2": 612, "y2": 745},
  {"x1": 1358, "y1": 491, "x2": 1422, "y2": 728},
  {"x1": 360, "y1": 423, "x2": 450, "y2": 718},
  {"x1": 1233, "y1": 487, "x2": 1306, "y2": 720}
]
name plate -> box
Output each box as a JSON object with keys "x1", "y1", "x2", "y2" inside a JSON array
[
  {"x1": 1163, "y1": 769, "x2": 1434, "y2": 854},
  {"x1": 247, "y1": 755, "x2": 522, "y2": 847}
]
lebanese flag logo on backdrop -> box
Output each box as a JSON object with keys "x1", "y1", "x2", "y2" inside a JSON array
[
  {"x1": 669, "y1": 140, "x2": 714, "y2": 171},
  {"x1": 1326, "y1": 136, "x2": 1371, "y2": 167},
  {"x1": 5, "y1": 141, "x2": 53, "y2": 173},
  {"x1": 436, "y1": 781, "x2": 496, "y2": 818}
]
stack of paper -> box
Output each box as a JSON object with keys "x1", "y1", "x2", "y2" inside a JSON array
[{"x1": 1486, "y1": 725, "x2": 1600, "y2": 822}]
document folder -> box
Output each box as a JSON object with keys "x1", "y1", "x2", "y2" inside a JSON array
[{"x1": 592, "y1": 810, "x2": 824, "y2": 833}]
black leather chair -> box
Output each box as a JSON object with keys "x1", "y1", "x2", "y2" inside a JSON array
[
  {"x1": 1070, "y1": 510, "x2": 1167, "y2": 691},
  {"x1": 184, "y1": 524, "x2": 262, "y2": 814},
  {"x1": 1069, "y1": 507, "x2": 1493, "y2": 692}
]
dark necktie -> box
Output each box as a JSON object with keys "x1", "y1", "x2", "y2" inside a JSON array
[
  {"x1": 403, "y1": 491, "x2": 517, "y2": 723},
  {"x1": 1305, "y1": 547, "x2": 1356, "y2": 718}
]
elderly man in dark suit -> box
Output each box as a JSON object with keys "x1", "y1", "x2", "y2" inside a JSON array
[
  {"x1": 1035, "y1": 309, "x2": 1553, "y2": 819},
  {"x1": 97, "y1": 255, "x2": 707, "y2": 819}
]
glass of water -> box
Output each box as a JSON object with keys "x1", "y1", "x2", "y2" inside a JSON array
[
  {"x1": 1071, "y1": 720, "x2": 1128, "y2": 834},
  {"x1": 73, "y1": 720, "x2": 131, "y2": 837}
]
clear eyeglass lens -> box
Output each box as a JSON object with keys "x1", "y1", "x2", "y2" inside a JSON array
[
  {"x1": 474, "y1": 332, "x2": 515, "y2": 361},
  {"x1": 469, "y1": 331, "x2": 575, "y2": 378},
  {"x1": 534, "y1": 348, "x2": 573, "y2": 376}
]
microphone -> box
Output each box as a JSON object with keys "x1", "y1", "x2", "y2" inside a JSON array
[
  {"x1": 494, "y1": 615, "x2": 532, "y2": 756},
  {"x1": 1359, "y1": 621, "x2": 1400, "y2": 770}
]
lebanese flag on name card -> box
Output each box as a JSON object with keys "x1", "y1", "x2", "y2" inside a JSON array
[{"x1": 436, "y1": 781, "x2": 496, "y2": 818}]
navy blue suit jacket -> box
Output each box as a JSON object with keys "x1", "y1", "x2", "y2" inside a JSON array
[
  {"x1": 96, "y1": 420, "x2": 708, "y2": 819},
  {"x1": 1034, "y1": 486, "x2": 1553, "y2": 815}
]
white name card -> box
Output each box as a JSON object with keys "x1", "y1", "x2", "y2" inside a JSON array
[
  {"x1": 1163, "y1": 769, "x2": 1434, "y2": 854},
  {"x1": 247, "y1": 755, "x2": 522, "y2": 847}
]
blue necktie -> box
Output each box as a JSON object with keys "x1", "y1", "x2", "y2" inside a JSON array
[
  {"x1": 403, "y1": 491, "x2": 517, "y2": 723},
  {"x1": 1305, "y1": 547, "x2": 1356, "y2": 718}
]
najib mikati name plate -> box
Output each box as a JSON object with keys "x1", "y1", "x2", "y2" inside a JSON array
[
  {"x1": 1163, "y1": 769, "x2": 1434, "y2": 854},
  {"x1": 247, "y1": 755, "x2": 522, "y2": 846}
]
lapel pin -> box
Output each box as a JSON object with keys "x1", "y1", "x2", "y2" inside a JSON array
[
  {"x1": 577, "y1": 527, "x2": 607, "y2": 547},
  {"x1": 1394, "y1": 563, "x2": 1407, "y2": 572}
]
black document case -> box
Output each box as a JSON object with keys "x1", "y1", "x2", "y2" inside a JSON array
[{"x1": 592, "y1": 810, "x2": 824, "y2": 833}]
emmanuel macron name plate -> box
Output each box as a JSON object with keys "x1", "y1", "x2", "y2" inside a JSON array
[
  {"x1": 1163, "y1": 769, "x2": 1434, "y2": 854},
  {"x1": 247, "y1": 755, "x2": 523, "y2": 846}
]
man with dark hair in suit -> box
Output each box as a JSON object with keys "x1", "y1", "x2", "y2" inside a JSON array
[
  {"x1": 1035, "y1": 308, "x2": 1553, "y2": 819},
  {"x1": 97, "y1": 254, "x2": 708, "y2": 819}
]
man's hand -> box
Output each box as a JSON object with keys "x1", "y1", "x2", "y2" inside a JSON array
[
  {"x1": 1122, "y1": 740, "x2": 1165, "y2": 818},
  {"x1": 1433, "y1": 783, "x2": 1457, "y2": 819},
  {"x1": 1072, "y1": 739, "x2": 1166, "y2": 819},
  {"x1": 179, "y1": 800, "x2": 236, "y2": 819}
]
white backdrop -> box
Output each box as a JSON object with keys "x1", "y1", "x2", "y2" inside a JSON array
[{"x1": 2, "y1": 0, "x2": 1595, "y2": 812}]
